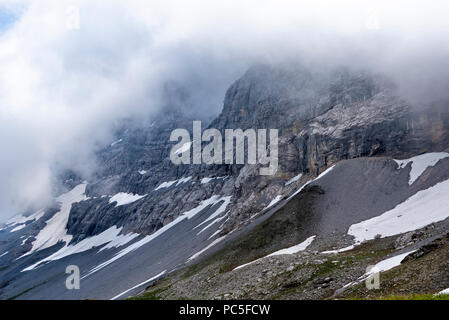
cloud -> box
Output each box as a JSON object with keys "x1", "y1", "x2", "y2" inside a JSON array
[{"x1": 1, "y1": 0, "x2": 449, "y2": 220}]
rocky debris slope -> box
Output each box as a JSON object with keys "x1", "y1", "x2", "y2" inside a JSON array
[{"x1": 132, "y1": 156, "x2": 449, "y2": 300}]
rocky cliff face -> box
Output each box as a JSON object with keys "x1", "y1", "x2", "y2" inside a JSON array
[
  {"x1": 62, "y1": 63, "x2": 449, "y2": 241},
  {"x1": 212, "y1": 64, "x2": 449, "y2": 174}
]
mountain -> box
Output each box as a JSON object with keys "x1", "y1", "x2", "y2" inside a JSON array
[{"x1": 1, "y1": 63, "x2": 449, "y2": 300}]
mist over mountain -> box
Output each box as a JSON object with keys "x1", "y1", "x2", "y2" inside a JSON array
[
  {"x1": 2, "y1": 1, "x2": 449, "y2": 302},
  {"x1": 1, "y1": 0, "x2": 449, "y2": 220}
]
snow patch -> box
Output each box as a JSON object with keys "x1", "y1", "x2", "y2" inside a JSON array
[
  {"x1": 288, "y1": 180, "x2": 311, "y2": 200},
  {"x1": 348, "y1": 178, "x2": 449, "y2": 243},
  {"x1": 201, "y1": 177, "x2": 214, "y2": 184},
  {"x1": 264, "y1": 195, "x2": 282, "y2": 210},
  {"x1": 22, "y1": 184, "x2": 88, "y2": 257},
  {"x1": 176, "y1": 176, "x2": 192, "y2": 186},
  {"x1": 437, "y1": 288, "x2": 449, "y2": 295},
  {"x1": 268, "y1": 235, "x2": 316, "y2": 256},
  {"x1": 10, "y1": 224, "x2": 27, "y2": 233},
  {"x1": 233, "y1": 236, "x2": 316, "y2": 271},
  {"x1": 200, "y1": 176, "x2": 227, "y2": 184},
  {"x1": 285, "y1": 173, "x2": 303, "y2": 186},
  {"x1": 208, "y1": 229, "x2": 222, "y2": 240},
  {"x1": 187, "y1": 236, "x2": 226, "y2": 261},
  {"x1": 322, "y1": 245, "x2": 355, "y2": 254},
  {"x1": 173, "y1": 141, "x2": 192, "y2": 155},
  {"x1": 22, "y1": 226, "x2": 136, "y2": 271},
  {"x1": 365, "y1": 250, "x2": 415, "y2": 276},
  {"x1": 109, "y1": 193, "x2": 146, "y2": 207},
  {"x1": 394, "y1": 152, "x2": 449, "y2": 185},
  {"x1": 287, "y1": 166, "x2": 335, "y2": 201},
  {"x1": 342, "y1": 250, "x2": 416, "y2": 290},
  {"x1": 154, "y1": 177, "x2": 192, "y2": 191},
  {"x1": 196, "y1": 214, "x2": 228, "y2": 235},
  {"x1": 154, "y1": 180, "x2": 177, "y2": 190},
  {"x1": 193, "y1": 196, "x2": 232, "y2": 230},
  {"x1": 110, "y1": 139, "x2": 122, "y2": 147},
  {"x1": 98, "y1": 232, "x2": 140, "y2": 252},
  {"x1": 315, "y1": 165, "x2": 335, "y2": 181},
  {"x1": 110, "y1": 270, "x2": 167, "y2": 300}
]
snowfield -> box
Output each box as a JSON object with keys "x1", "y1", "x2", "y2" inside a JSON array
[
  {"x1": 348, "y1": 178, "x2": 449, "y2": 243},
  {"x1": 23, "y1": 226, "x2": 138, "y2": 271},
  {"x1": 394, "y1": 152, "x2": 449, "y2": 185},
  {"x1": 341, "y1": 250, "x2": 416, "y2": 290},
  {"x1": 22, "y1": 184, "x2": 88, "y2": 257},
  {"x1": 365, "y1": 250, "x2": 416, "y2": 276}
]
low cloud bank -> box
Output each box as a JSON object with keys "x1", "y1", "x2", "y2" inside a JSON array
[{"x1": 1, "y1": 0, "x2": 448, "y2": 220}]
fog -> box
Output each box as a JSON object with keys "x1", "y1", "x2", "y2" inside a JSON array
[{"x1": 0, "y1": 0, "x2": 449, "y2": 221}]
